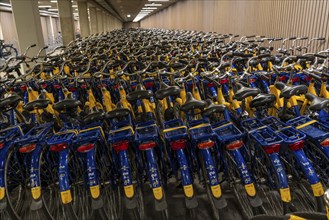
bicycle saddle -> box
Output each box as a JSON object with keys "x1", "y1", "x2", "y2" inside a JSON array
[
  {"x1": 83, "y1": 107, "x2": 104, "y2": 124},
  {"x1": 24, "y1": 91, "x2": 51, "y2": 112},
  {"x1": 180, "y1": 92, "x2": 207, "y2": 112},
  {"x1": 53, "y1": 93, "x2": 81, "y2": 112},
  {"x1": 155, "y1": 82, "x2": 180, "y2": 100},
  {"x1": 202, "y1": 99, "x2": 226, "y2": 116},
  {"x1": 250, "y1": 93, "x2": 276, "y2": 109},
  {"x1": 233, "y1": 83, "x2": 260, "y2": 101},
  {"x1": 106, "y1": 102, "x2": 131, "y2": 119},
  {"x1": 275, "y1": 82, "x2": 308, "y2": 99},
  {"x1": 126, "y1": 83, "x2": 153, "y2": 101},
  {"x1": 0, "y1": 93, "x2": 22, "y2": 112},
  {"x1": 305, "y1": 93, "x2": 329, "y2": 111}
]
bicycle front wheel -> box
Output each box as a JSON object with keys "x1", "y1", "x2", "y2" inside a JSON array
[{"x1": 2, "y1": 45, "x2": 17, "y2": 59}]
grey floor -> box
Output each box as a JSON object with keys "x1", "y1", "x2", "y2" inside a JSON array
[{"x1": 123, "y1": 180, "x2": 244, "y2": 220}]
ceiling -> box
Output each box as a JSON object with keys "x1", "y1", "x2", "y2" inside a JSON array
[
  {"x1": 0, "y1": 0, "x2": 179, "y2": 22},
  {"x1": 107, "y1": 0, "x2": 179, "y2": 22}
]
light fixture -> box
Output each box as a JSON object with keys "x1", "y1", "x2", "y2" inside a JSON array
[
  {"x1": 50, "y1": 0, "x2": 57, "y2": 3},
  {"x1": 142, "y1": 7, "x2": 157, "y2": 9},
  {"x1": 145, "y1": 3, "x2": 162, "y2": 6},
  {"x1": 148, "y1": 0, "x2": 169, "y2": 1},
  {"x1": 72, "y1": 5, "x2": 77, "y2": 7},
  {"x1": 48, "y1": 8, "x2": 58, "y2": 11},
  {"x1": 127, "y1": 14, "x2": 131, "y2": 17},
  {"x1": 0, "y1": 2, "x2": 11, "y2": 7},
  {"x1": 38, "y1": 5, "x2": 52, "y2": 8}
]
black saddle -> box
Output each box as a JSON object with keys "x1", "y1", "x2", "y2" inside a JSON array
[
  {"x1": 234, "y1": 83, "x2": 260, "y2": 101},
  {"x1": 203, "y1": 99, "x2": 226, "y2": 116},
  {"x1": 53, "y1": 93, "x2": 81, "y2": 112},
  {"x1": 180, "y1": 92, "x2": 207, "y2": 113},
  {"x1": 250, "y1": 93, "x2": 276, "y2": 109},
  {"x1": 305, "y1": 93, "x2": 329, "y2": 111},
  {"x1": 126, "y1": 84, "x2": 153, "y2": 102},
  {"x1": 275, "y1": 82, "x2": 308, "y2": 99},
  {"x1": 24, "y1": 91, "x2": 51, "y2": 111},
  {"x1": 155, "y1": 82, "x2": 180, "y2": 100}
]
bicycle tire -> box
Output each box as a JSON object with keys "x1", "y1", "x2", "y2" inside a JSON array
[
  {"x1": 130, "y1": 150, "x2": 145, "y2": 220},
  {"x1": 96, "y1": 143, "x2": 124, "y2": 220},
  {"x1": 4, "y1": 148, "x2": 26, "y2": 220},
  {"x1": 252, "y1": 146, "x2": 284, "y2": 216},
  {"x1": 198, "y1": 150, "x2": 221, "y2": 220},
  {"x1": 39, "y1": 149, "x2": 81, "y2": 220},
  {"x1": 226, "y1": 152, "x2": 254, "y2": 219},
  {"x1": 304, "y1": 142, "x2": 329, "y2": 188}
]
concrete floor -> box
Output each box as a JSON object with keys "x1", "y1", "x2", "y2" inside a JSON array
[{"x1": 123, "y1": 180, "x2": 244, "y2": 220}]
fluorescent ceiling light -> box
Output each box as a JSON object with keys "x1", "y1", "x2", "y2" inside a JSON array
[
  {"x1": 127, "y1": 14, "x2": 131, "y2": 17},
  {"x1": 148, "y1": 0, "x2": 169, "y2": 1},
  {"x1": 145, "y1": 3, "x2": 162, "y2": 6},
  {"x1": 72, "y1": 5, "x2": 77, "y2": 7},
  {"x1": 38, "y1": 5, "x2": 51, "y2": 8},
  {"x1": 50, "y1": 0, "x2": 57, "y2": 3},
  {"x1": 48, "y1": 8, "x2": 58, "y2": 11},
  {"x1": 0, "y1": 3, "x2": 11, "y2": 7},
  {"x1": 142, "y1": 7, "x2": 157, "y2": 9}
]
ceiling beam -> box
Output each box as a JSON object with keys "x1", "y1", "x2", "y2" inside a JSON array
[
  {"x1": 88, "y1": 0, "x2": 123, "y2": 22},
  {"x1": 103, "y1": 0, "x2": 124, "y2": 21}
]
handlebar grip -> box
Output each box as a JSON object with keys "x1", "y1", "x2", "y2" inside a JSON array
[
  {"x1": 31, "y1": 44, "x2": 36, "y2": 47},
  {"x1": 43, "y1": 46, "x2": 49, "y2": 49},
  {"x1": 71, "y1": 56, "x2": 82, "y2": 62},
  {"x1": 15, "y1": 56, "x2": 25, "y2": 61},
  {"x1": 232, "y1": 52, "x2": 244, "y2": 56},
  {"x1": 314, "y1": 54, "x2": 328, "y2": 59},
  {"x1": 297, "y1": 55, "x2": 315, "y2": 60},
  {"x1": 219, "y1": 62, "x2": 231, "y2": 69},
  {"x1": 274, "y1": 38, "x2": 283, "y2": 41},
  {"x1": 246, "y1": 35, "x2": 256, "y2": 38},
  {"x1": 314, "y1": 37, "x2": 325, "y2": 41},
  {"x1": 288, "y1": 37, "x2": 297, "y2": 40},
  {"x1": 256, "y1": 54, "x2": 271, "y2": 59},
  {"x1": 308, "y1": 72, "x2": 321, "y2": 80}
]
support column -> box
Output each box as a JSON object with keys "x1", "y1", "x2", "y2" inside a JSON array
[
  {"x1": 11, "y1": 0, "x2": 44, "y2": 55},
  {"x1": 104, "y1": 13, "x2": 108, "y2": 32},
  {"x1": 57, "y1": 0, "x2": 75, "y2": 45},
  {"x1": 89, "y1": 6, "x2": 98, "y2": 34},
  {"x1": 96, "y1": 9, "x2": 103, "y2": 33},
  {"x1": 77, "y1": 0, "x2": 90, "y2": 37}
]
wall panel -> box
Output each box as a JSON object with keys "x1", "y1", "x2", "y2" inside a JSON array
[{"x1": 141, "y1": 0, "x2": 329, "y2": 52}]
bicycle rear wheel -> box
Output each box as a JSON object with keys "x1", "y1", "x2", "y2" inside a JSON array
[
  {"x1": 96, "y1": 145, "x2": 123, "y2": 220},
  {"x1": 3, "y1": 149, "x2": 27, "y2": 220},
  {"x1": 304, "y1": 142, "x2": 329, "y2": 188},
  {"x1": 226, "y1": 152, "x2": 254, "y2": 219},
  {"x1": 252, "y1": 147, "x2": 284, "y2": 216},
  {"x1": 39, "y1": 149, "x2": 82, "y2": 220}
]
